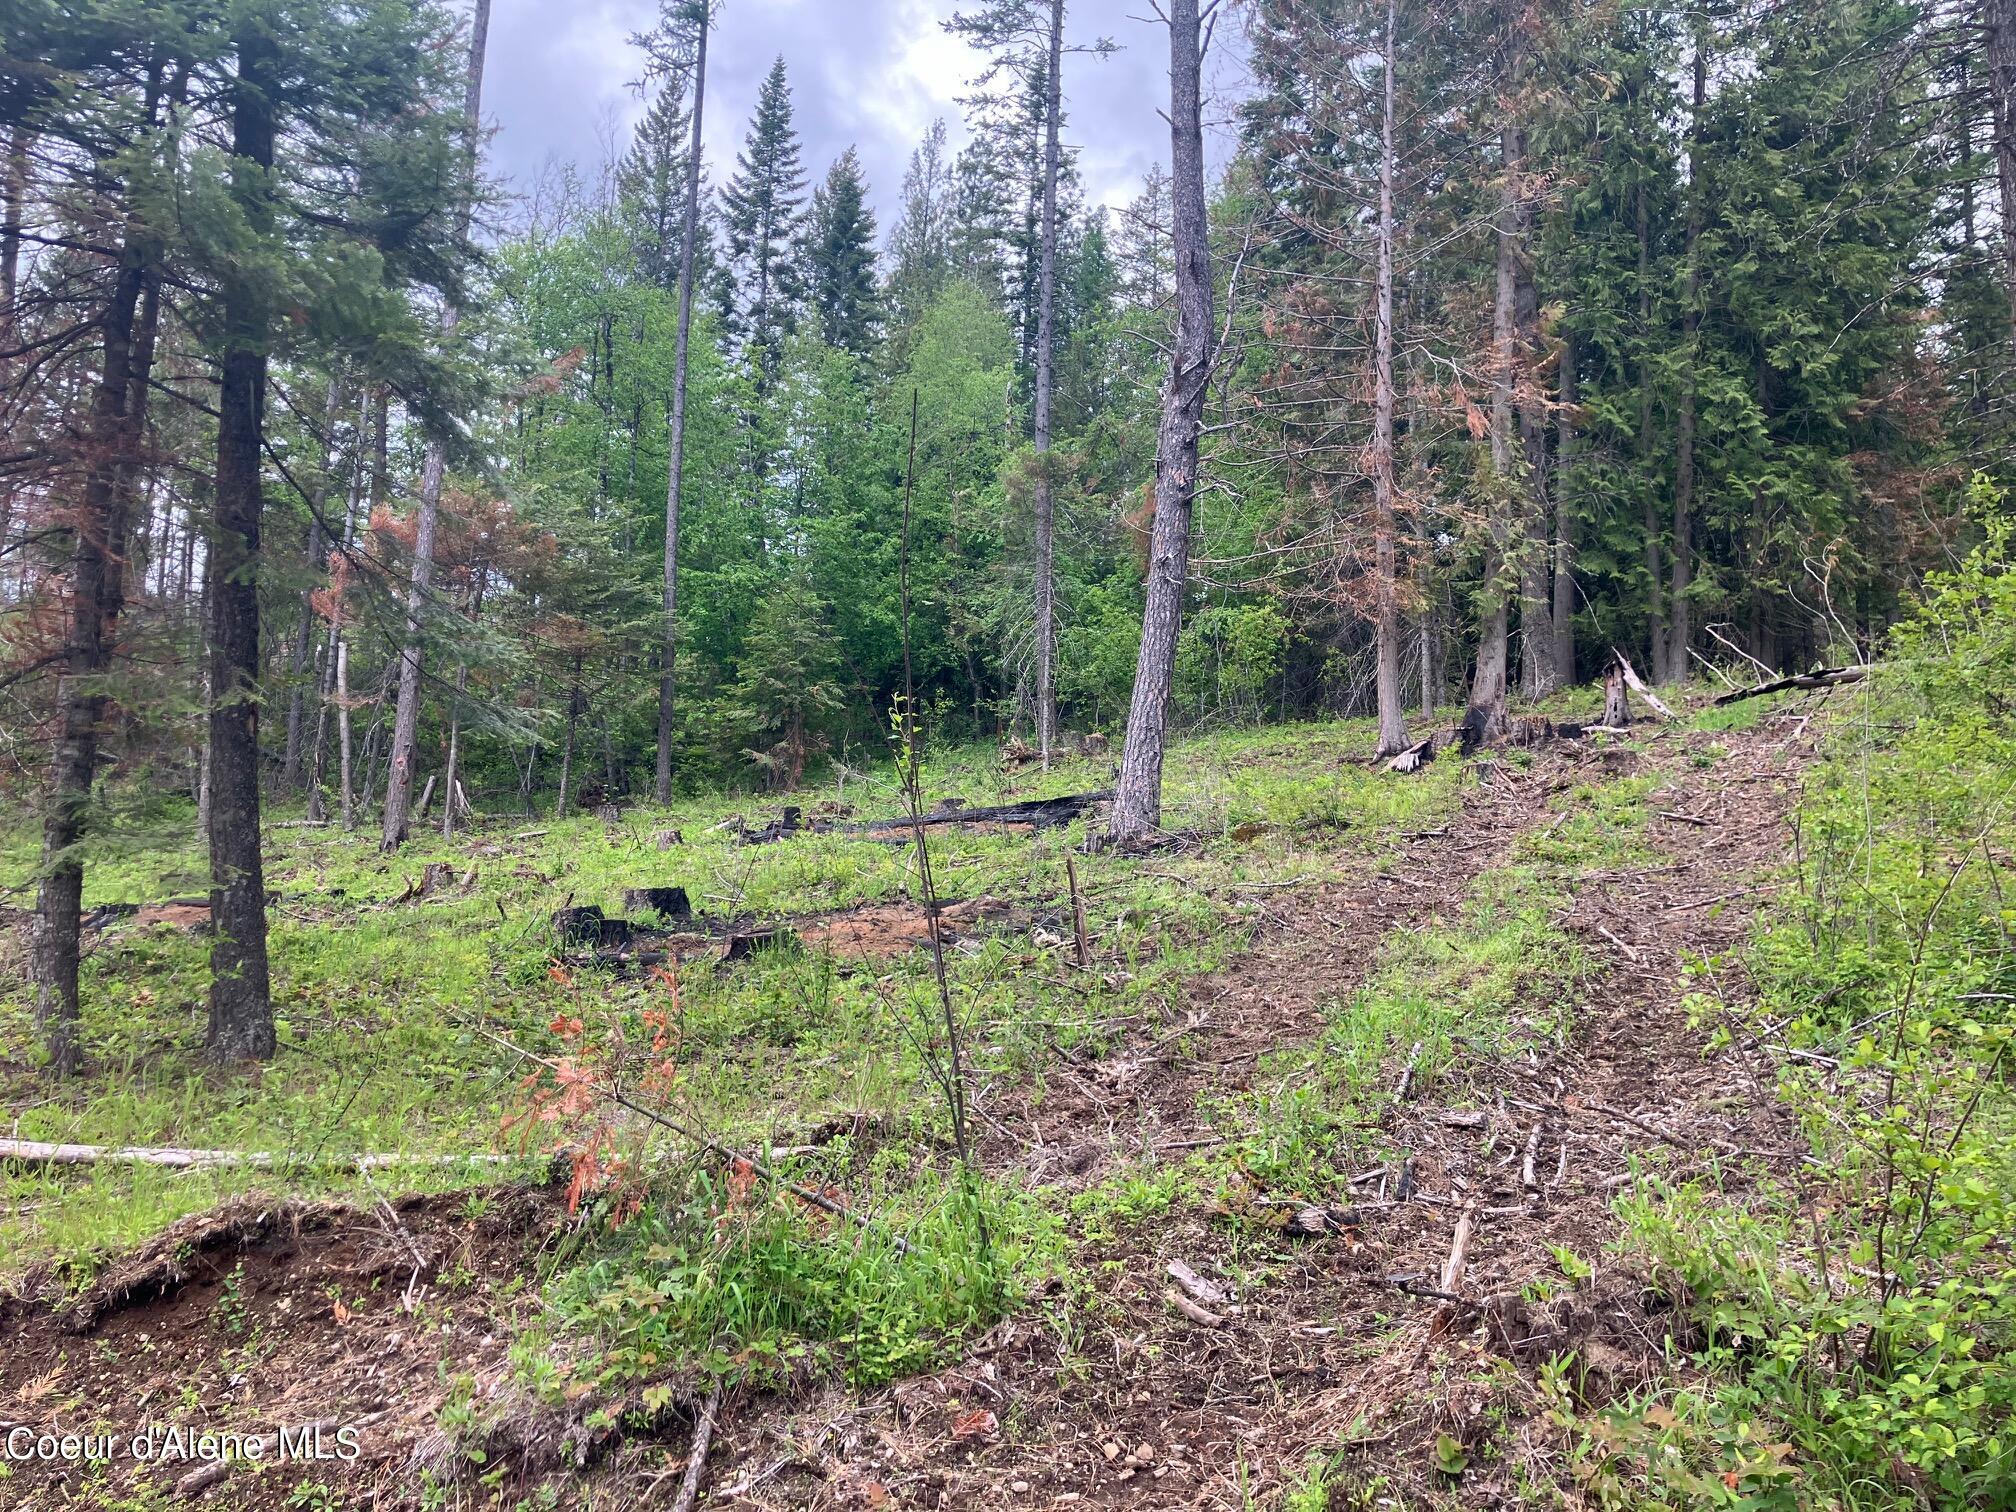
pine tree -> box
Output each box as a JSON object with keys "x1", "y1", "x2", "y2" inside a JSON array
[
  {"x1": 720, "y1": 55, "x2": 806, "y2": 384},
  {"x1": 617, "y1": 73, "x2": 693, "y2": 290},
  {"x1": 803, "y1": 147, "x2": 880, "y2": 358},
  {"x1": 885, "y1": 119, "x2": 955, "y2": 359}
]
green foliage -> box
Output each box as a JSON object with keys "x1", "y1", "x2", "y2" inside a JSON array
[
  {"x1": 1613, "y1": 489, "x2": 2016, "y2": 1507},
  {"x1": 1177, "y1": 601, "x2": 1288, "y2": 726},
  {"x1": 549, "y1": 1163, "x2": 1059, "y2": 1391}
]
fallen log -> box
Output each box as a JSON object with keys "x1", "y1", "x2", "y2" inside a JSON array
[
  {"x1": 1712, "y1": 664, "x2": 1873, "y2": 706},
  {"x1": 0, "y1": 1138, "x2": 511, "y2": 1172},
  {"x1": 841, "y1": 789, "x2": 1111, "y2": 836}
]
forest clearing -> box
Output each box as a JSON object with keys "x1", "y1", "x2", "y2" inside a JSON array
[{"x1": 4, "y1": 0, "x2": 2016, "y2": 1505}]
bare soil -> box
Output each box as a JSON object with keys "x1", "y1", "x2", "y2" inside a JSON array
[{"x1": 0, "y1": 716, "x2": 1816, "y2": 1510}]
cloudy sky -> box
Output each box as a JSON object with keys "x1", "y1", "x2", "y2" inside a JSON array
[{"x1": 482, "y1": 0, "x2": 1250, "y2": 234}]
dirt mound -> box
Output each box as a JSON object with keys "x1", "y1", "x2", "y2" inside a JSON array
[{"x1": 0, "y1": 1186, "x2": 562, "y2": 1509}]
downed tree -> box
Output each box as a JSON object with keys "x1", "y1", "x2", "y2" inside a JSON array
[
  {"x1": 0, "y1": 1138, "x2": 512, "y2": 1171},
  {"x1": 1613, "y1": 650, "x2": 1676, "y2": 720},
  {"x1": 841, "y1": 789, "x2": 1110, "y2": 836},
  {"x1": 1712, "y1": 664, "x2": 1873, "y2": 706}
]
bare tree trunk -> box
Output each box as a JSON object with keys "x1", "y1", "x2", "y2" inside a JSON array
[
  {"x1": 1552, "y1": 327, "x2": 1577, "y2": 683},
  {"x1": 1371, "y1": 0, "x2": 1409, "y2": 759},
  {"x1": 207, "y1": 23, "x2": 278, "y2": 1064},
  {"x1": 1668, "y1": 37, "x2": 1706, "y2": 686},
  {"x1": 383, "y1": 0, "x2": 491, "y2": 849},
  {"x1": 1513, "y1": 119, "x2": 1554, "y2": 703},
  {"x1": 1466, "y1": 112, "x2": 1520, "y2": 750},
  {"x1": 281, "y1": 378, "x2": 345, "y2": 790},
  {"x1": 440, "y1": 567, "x2": 485, "y2": 837},
  {"x1": 1635, "y1": 168, "x2": 1667, "y2": 682},
  {"x1": 656, "y1": 0, "x2": 709, "y2": 805},
  {"x1": 1989, "y1": 0, "x2": 2016, "y2": 351},
  {"x1": 336, "y1": 635, "x2": 356, "y2": 828},
  {"x1": 34, "y1": 168, "x2": 160, "y2": 1074},
  {"x1": 1031, "y1": 0, "x2": 1065, "y2": 768},
  {"x1": 556, "y1": 664, "x2": 581, "y2": 821},
  {"x1": 0, "y1": 128, "x2": 23, "y2": 329},
  {"x1": 1109, "y1": 0, "x2": 1213, "y2": 843}
]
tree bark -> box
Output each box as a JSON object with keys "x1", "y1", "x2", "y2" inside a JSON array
[
  {"x1": 1552, "y1": 327, "x2": 1577, "y2": 683},
  {"x1": 382, "y1": 0, "x2": 491, "y2": 849},
  {"x1": 1634, "y1": 164, "x2": 1666, "y2": 682},
  {"x1": 206, "y1": 21, "x2": 279, "y2": 1064},
  {"x1": 1109, "y1": 0, "x2": 1213, "y2": 843},
  {"x1": 1513, "y1": 122, "x2": 1554, "y2": 702},
  {"x1": 281, "y1": 378, "x2": 345, "y2": 790},
  {"x1": 1465, "y1": 110, "x2": 1521, "y2": 750},
  {"x1": 34, "y1": 159, "x2": 160, "y2": 1074},
  {"x1": 1031, "y1": 0, "x2": 1065, "y2": 768},
  {"x1": 1371, "y1": 0, "x2": 1409, "y2": 759},
  {"x1": 656, "y1": 0, "x2": 710, "y2": 805},
  {"x1": 1988, "y1": 0, "x2": 2016, "y2": 352},
  {"x1": 1668, "y1": 37, "x2": 1706, "y2": 686}
]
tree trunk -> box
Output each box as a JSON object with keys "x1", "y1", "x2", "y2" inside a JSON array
[
  {"x1": 556, "y1": 665, "x2": 581, "y2": 821},
  {"x1": 1989, "y1": 0, "x2": 2016, "y2": 352},
  {"x1": 441, "y1": 567, "x2": 484, "y2": 837},
  {"x1": 1465, "y1": 113, "x2": 1521, "y2": 750},
  {"x1": 206, "y1": 22, "x2": 278, "y2": 1064},
  {"x1": 1109, "y1": 0, "x2": 1213, "y2": 843},
  {"x1": 1371, "y1": 0, "x2": 1409, "y2": 759},
  {"x1": 1635, "y1": 167, "x2": 1667, "y2": 682},
  {"x1": 34, "y1": 171, "x2": 159, "y2": 1074},
  {"x1": 1552, "y1": 327, "x2": 1577, "y2": 683},
  {"x1": 1513, "y1": 121, "x2": 1554, "y2": 703},
  {"x1": 657, "y1": 0, "x2": 709, "y2": 805},
  {"x1": 382, "y1": 0, "x2": 491, "y2": 850},
  {"x1": 1031, "y1": 0, "x2": 1065, "y2": 768},
  {"x1": 281, "y1": 378, "x2": 345, "y2": 790},
  {"x1": 1668, "y1": 37, "x2": 1706, "y2": 686}
]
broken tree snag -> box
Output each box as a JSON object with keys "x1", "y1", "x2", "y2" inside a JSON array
[
  {"x1": 1613, "y1": 649, "x2": 1677, "y2": 721},
  {"x1": 1712, "y1": 664, "x2": 1873, "y2": 706},
  {"x1": 623, "y1": 885, "x2": 692, "y2": 922},
  {"x1": 718, "y1": 926, "x2": 794, "y2": 964},
  {"x1": 553, "y1": 905, "x2": 632, "y2": 948},
  {"x1": 1386, "y1": 735, "x2": 1435, "y2": 775},
  {"x1": 1601, "y1": 659, "x2": 1631, "y2": 728},
  {"x1": 845, "y1": 789, "x2": 1111, "y2": 836}
]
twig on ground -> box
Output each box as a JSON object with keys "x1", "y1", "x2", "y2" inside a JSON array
[{"x1": 667, "y1": 1383, "x2": 725, "y2": 1512}]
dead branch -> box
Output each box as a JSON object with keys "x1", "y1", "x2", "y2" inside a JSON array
[{"x1": 1711, "y1": 665, "x2": 1873, "y2": 706}]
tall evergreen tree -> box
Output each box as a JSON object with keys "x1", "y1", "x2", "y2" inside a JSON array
[
  {"x1": 617, "y1": 71, "x2": 694, "y2": 290},
  {"x1": 720, "y1": 55, "x2": 805, "y2": 384},
  {"x1": 804, "y1": 147, "x2": 880, "y2": 358},
  {"x1": 885, "y1": 119, "x2": 956, "y2": 359}
]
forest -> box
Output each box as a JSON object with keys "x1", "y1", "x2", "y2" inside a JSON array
[{"x1": 1, "y1": 0, "x2": 2014, "y2": 1507}]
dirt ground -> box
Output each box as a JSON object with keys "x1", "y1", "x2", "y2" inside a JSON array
[{"x1": 0, "y1": 715, "x2": 1816, "y2": 1510}]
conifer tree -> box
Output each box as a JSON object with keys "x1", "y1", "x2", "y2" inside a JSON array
[
  {"x1": 617, "y1": 72, "x2": 694, "y2": 290},
  {"x1": 720, "y1": 55, "x2": 805, "y2": 385},
  {"x1": 804, "y1": 147, "x2": 880, "y2": 358},
  {"x1": 886, "y1": 119, "x2": 956, "y2": 358}
]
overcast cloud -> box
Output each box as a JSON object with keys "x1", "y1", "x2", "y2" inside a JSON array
[{"x1": 482, "y1": 0, "x2": 1250, "y2": 237}]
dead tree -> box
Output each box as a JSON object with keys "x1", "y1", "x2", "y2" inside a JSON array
[
  {"x1": 655, "y1": 0, "x2": 711, "y2": 805},
  {"x1": 382, "y1": 0, "x2": 491, "y2": 850},
  {"x1": 1108, "y1": 0, "x2": 1215, "y2": 843},
  {"x1": 1370, "y1": 0, "x2": 1410, "y2": 759}
]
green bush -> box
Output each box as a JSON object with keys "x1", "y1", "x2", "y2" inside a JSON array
[{"x1": 1617, "y1": 477, "x2": 2016, "y2": 1508}]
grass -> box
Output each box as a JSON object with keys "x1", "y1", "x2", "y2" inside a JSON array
[{"x1": 0, "y1": 716, "x2": 1467, "y2": 1282}]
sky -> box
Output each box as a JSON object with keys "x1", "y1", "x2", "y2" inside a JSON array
[{"x1": 482, "y1": 0, "x2": 1250, "y2": 237}]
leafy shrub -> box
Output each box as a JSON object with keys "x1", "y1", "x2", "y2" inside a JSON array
[{"x1": 1617, "y1": 478, "x2": 2016, "y2": 1508}]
